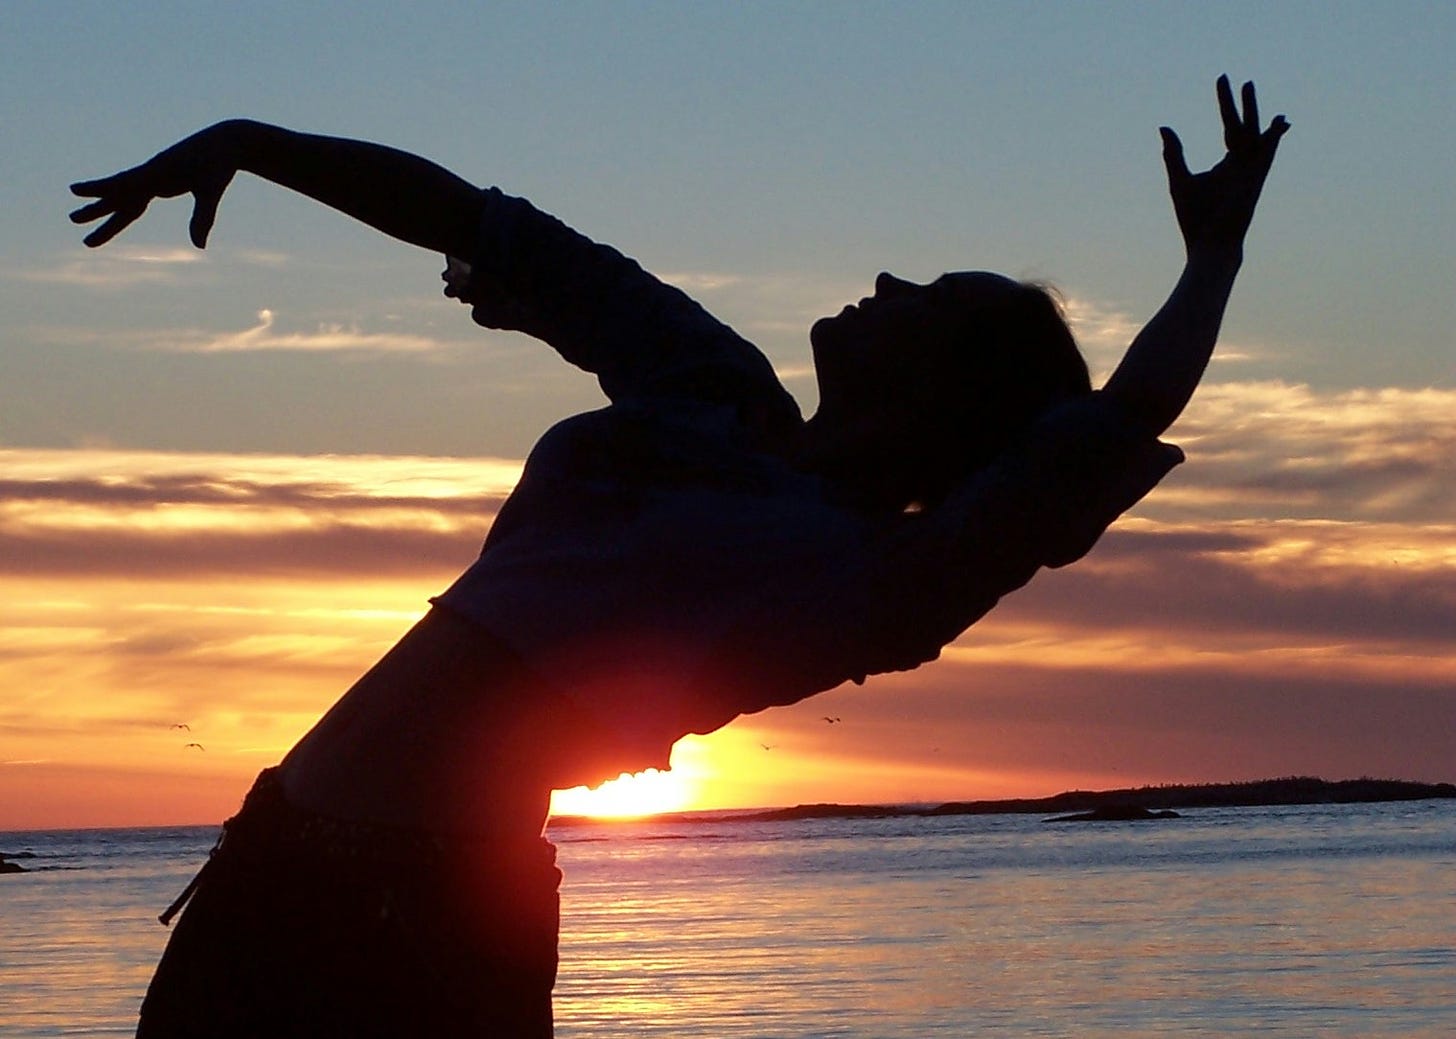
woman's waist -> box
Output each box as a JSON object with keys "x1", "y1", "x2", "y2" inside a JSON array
[
  {"x1": 248, "y1": 766, "x2": 555, "y2": 866},
  {"x1": 276, "y1": 605, "x2": 564, "y2": 836}
]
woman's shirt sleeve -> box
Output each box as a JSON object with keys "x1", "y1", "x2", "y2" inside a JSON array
[{"x1": 465, "y1": 187, "x2": 801, "y2": 434}]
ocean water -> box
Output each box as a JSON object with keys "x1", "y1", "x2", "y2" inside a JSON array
[{"x1": 2, "y1": 801, "x2": 1453, "y2": 1037}]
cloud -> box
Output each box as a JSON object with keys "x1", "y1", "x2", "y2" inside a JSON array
[
  {"x1": 234, "y1": 249, "x2": 291, "y2": 268},
  {"x1": 1059, "y1": 293, "x2": 1273, "y2": 381},
  {"x1": 14, "y1": 245, "x2": 299, "y2": 291},
  {"x1": 771, "y1": 362, "x2": 817, "y2": 384},
  {"x1": 768, "y1": 655, "x2": 1456, "y2": 790},
  {"x1": 1153, "y1": 382, "x2": 1456, "y2": 521},
  {"x1": 171, "y1": 308, "x2": 446, "y2": 354},
  {"x1": 3, "y1": 523, "x2": 485, "y2": 580},
  {"x1": 640, "y1": 269, "x2": 863, "y2": 346},
  {"x1": 108, "y1": 246, "x2": 204, "y2": 265},
  {"x1": 970, "y1": 516, "x2": 1456, "y2": 660},
  {"x1": 16, "y1": 247, "x2": 205, "y2": 288},
  {"x1": 1059, "y1": 294, "x2": 1143, "y2": 373},
  {"x1": 0, "y1": 447, "x2": 523, "y2": 496},
  {"x1": 658, "y1": 271, "x2": 744, "y2": 292},
  {"x1": 28, "y1": 316, "x2": 472, "y2": 358},
  {"x1": 0, "y1": 448, "x2": 522, "y2": 579}
]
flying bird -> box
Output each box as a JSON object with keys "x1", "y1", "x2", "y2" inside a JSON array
[
  {"x1": 170, "y1": 723, "x2": 191, "y2": 731},
  {"x1": 183, "y1": 743, "x2": 205, "y2": 751},
  {"x1": 822, "y1": 716, "x2": 841, "y2": 724}
]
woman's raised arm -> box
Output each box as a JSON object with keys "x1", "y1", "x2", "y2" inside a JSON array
[
  {"x1": 1101, "y1": 76, "x2": 1289, "y2": 438},
  {"x1": 70, "y1": 120, "x2": 482, "y2": 258}
]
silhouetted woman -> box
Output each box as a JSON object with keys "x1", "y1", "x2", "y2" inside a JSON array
[{"x1": 71, "y1": 76, "x2": 1286, "y2": 1038}]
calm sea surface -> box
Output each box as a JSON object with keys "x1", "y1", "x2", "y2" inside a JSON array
[{"x1": 2, "y1": 801, "x2": 1453, "y2": 1037}]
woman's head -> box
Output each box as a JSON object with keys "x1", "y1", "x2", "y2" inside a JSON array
[{"x1": 807, "y1": 271, "x2": 1091, "y2": 509}]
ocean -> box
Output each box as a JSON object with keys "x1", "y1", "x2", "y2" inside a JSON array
[{"x1": 3, "y1": 800, "x2": 1453, "y2": 1037}]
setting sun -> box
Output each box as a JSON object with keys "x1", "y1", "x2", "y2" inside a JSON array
[{"x1": 550, "y1": 768, "x2": 696, "y2": 819}]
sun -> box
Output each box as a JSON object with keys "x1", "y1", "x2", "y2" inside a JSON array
[{"x1": 549, "y1": 767, "x2": 695, "y2": 819}]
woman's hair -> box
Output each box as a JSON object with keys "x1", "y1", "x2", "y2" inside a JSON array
[{"x1": 898, "y1": 279, "x2": 1092, "y2": 508}]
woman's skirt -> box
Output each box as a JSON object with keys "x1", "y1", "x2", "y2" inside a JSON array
[{"x1": 136, "y1": 768, "x2": 561, "y2": 1038}]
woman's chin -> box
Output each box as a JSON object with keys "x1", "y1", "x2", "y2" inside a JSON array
[{"x1": 809, "y1": 310, "x2": 850, "y2": 348}]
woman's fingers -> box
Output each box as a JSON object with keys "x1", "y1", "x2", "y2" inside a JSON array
[
  {"x1": 189, "y1": 188, "x2": 222, "y2": 248},
  {"x1": 69, "y1": 171, "x2": 148, "y2": 245},
  {"x1": 69, "y1": 170, "x2": 134, "y2": 198},
  {"x1": 69, "y1": 171, "x2": 135, "y2": 224},
  {"x1": 1216, "y1": 76, "x2": 1283, "y2": 158},
  {"x1": 81, "y1": 203, "x2": 146, "y2": 248},
  {"x1": 68, "y1": 183, "x2": 148, "y2": 247},
  {"x1": 1241, "y1": 80, "x2": 1260, "y2": 135},
  {"x1": 1217, "y1": 75, "x2": 1269, "y2": 150},
  {"x1": 1217, "y1": 75, "x2": 1241, "y2": 148},
  {"x1": 1159, "y1": 126, "x2": 1190, "y2": 183},
  {"x1": 68, "y1": 197, "x2": 118, "y2": 224}
]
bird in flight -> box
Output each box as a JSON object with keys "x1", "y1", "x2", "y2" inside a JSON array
[{"x1": 183, "y1": 743, "x2": 205, "y2": 752}]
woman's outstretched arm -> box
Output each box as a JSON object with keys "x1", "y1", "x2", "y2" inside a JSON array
[
  {"x1": 70, "y1": 120, "x2": 482, "y2": 258},
  {"x1": 71, "y1": 122, "x2": 801, "y2": 427},
  {"x1": 1101, "y1": 76, "x2": 1289, "y2": 438}
]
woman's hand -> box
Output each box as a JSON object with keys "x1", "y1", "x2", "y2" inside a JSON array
[
  {"x1": 1160, "y1": 75, "x2": 1289, "y2": 259},
  {"x1": 69, "y1": 122, "x2": 242, "y2": 249},
  {"x1": 1101, "y1": 76, "x2": 1290, "y2": 436}
]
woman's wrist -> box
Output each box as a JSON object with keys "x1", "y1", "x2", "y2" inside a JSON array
[{"x1": 1184, "y1": 244, "x2": 1244, "y2": 278}]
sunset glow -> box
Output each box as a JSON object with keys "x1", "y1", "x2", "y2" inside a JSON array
[{"x1": 3, "y1": 383, "x2": 1455, "y2": 830}]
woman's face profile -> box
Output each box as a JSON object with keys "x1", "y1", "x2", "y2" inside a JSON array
[{"x1": 810, "y1": 270, "x2": 1018, "y2": 416}]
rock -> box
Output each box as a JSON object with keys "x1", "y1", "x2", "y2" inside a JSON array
[{"x1": 1045, "y1": 805, "x2": 1181, "y2": 823}]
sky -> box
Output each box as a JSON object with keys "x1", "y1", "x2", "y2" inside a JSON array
[{"x1": 2, "y1": 2, "x2": 1453, "y2": 828}]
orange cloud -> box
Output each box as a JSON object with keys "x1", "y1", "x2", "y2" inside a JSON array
[
  {"x1": 0, "y1": 447, "x2": 526, "y2": 826},
  {"x1": 0, "y1": 448, "x2": 520, "y2": 579}
]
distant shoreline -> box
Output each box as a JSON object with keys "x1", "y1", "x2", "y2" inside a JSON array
[
  {"x1": 4, "y1": 777, "x2": 1451, "y2": 836},
  {"x1": 550, "y1": 776, "x2": 1456, "y2": 827}
]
